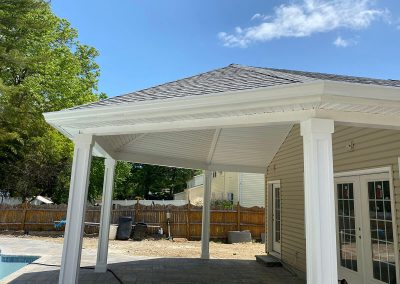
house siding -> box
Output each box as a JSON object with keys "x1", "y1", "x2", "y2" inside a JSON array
[
  {"x1": 240, "y1": 173, "x2": 265, "y2": 207},
  {"x1": 266, "y1": 124, "x2": 400, "y2": 273}
]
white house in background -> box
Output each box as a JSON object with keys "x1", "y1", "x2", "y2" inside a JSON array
[
  {"x1": 30, "y1": 195, "x2": 53, "y2": 205},
  {"x1": 174, "y1": 171, "x2": 265, "y2": 207}
]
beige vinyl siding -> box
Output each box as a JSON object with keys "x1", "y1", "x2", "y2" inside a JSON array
[
  {"x1": 266, "y1": 124, "x2": 400, "y2": 273},
  {"x1": 239, "y1": 173, "x2": 265, "y2": 208},
  {"x1": 266, "y1": 125, "x2": 306, "y2": 271}
]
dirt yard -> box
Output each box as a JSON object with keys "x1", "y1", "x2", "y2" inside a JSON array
[{"x1": 10, "y1": 235, "x2": 265, "y2": 260}]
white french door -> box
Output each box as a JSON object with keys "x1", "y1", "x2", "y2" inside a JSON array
[
  {"x1": 272, "y1": 184, "x2": 281, "y2": 254},
  {"x1": 335, "y1": 172, "x2": 398, "y2": 284}
]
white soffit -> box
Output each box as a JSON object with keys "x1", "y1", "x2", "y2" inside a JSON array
[{"x1": 103, "y1": 124, "x2": 292, "y2": 173}]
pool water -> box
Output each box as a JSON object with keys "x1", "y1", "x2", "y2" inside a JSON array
[{"x1": 0, "y1": 254, "x2": 39, "y2": 280}]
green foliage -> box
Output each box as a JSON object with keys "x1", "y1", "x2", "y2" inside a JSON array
[
  {"x1": 0, "y1": 0, "x2": 103, "y2": 202},
  {"x1": 88, "y1": 158, "x2": 136, "y2": 203},
  {"x1": 0, "y1": 0, "x2": 196, "y2": 204},
  {"x1": 128, "y1": 164, "x2": 196, "y2": 200}
]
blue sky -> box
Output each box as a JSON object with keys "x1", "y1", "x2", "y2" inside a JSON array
[{"x1": 51, "y1": 0, "x2": 400, "y2": 98}]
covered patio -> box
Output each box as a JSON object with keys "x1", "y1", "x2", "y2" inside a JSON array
[{"x1": 43, "y1": 64, "x2": 400, "y2": 284}]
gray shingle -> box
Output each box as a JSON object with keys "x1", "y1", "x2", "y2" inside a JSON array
[{"x1": 70, "y1": 64, "x2": 400, "y2": 110}]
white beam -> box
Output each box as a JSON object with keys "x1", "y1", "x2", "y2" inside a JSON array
[
  {"x1": 201, "y1": 170, "x2": 212, "y2": 259},
  {"x1": 114, "y1": 151, "x2": 267, "y2": 173},
  {"x1": 59, "y1": 134, "x2": 94, "y2": 284},
  {"x1": 95, "y1": 158, "x2": 116, "y2": 273},
  {"x1": 300, "y1": 118, "x2": 338, "y2": 284},
  {"x1": 115, "y1": 133, "x2": 147, "y2": 152},
  {"x1": 93, "y1": 137, "x2": 116, "y2": 159},
  {"x1": 206, "y1": 129, "x2": 221, "y2": 164},
  {"x1": 79, "y1": 109, "x2": 314, "y2": 136}
]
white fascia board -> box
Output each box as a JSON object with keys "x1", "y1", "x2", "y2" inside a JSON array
[
  {"x1": 323, "y1": 81, "x2": 400, "y2": 101},
  {"x1": 43, "y1": 81, "x2": 325, "y2": 124},
  {"x1": 315, "y1": 109, "x2": 400, "y2": 130}
]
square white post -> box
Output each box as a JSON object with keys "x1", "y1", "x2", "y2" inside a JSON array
[
  {"x1": 95, "y1": 158, "x2": 116, "y2": 273},
  {"x1": 59, "y1": 134, "x2": 94, "y2": 284},
  {"x1": 201, "y1": 170, "x2": 212, "y2": 259},
  {"x1": 300, "y1": 118, "x2": 338, "y2": 284}
]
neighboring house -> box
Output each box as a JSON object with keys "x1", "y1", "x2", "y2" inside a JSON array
[
  {"x1": 174, "y1": 171, "x2": 265, "y2": 207},
  {"x1": 30, "y1": 195, "x2": 53, "y2": 205},
  {"x1": 0, "y1": 195, "x2": 53, "y2": 205},
  {"x1": 0, "y1": 197, "x2": 22, "y2": 205}
]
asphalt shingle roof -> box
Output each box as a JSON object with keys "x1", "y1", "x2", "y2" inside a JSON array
[{"x1": 71, "y1": 64, "x2": 400, "y2": 110}]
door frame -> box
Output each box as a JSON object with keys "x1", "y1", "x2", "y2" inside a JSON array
[
  {"x1": 267, "y1": 180, "x2": 281, "y2": 258},
  {"x1": 334, "y1": 166, "x2": 400, "y2": 284}
]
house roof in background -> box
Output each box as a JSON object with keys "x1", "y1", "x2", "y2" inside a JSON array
[{"x1": 70, "y1": 64, "x2": 400, "y2": 111}]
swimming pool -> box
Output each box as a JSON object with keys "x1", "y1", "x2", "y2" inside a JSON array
[{"x1": 0, "y1": 254, "x2": 40, "y2": 280}]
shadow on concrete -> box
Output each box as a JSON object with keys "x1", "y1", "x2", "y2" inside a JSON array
[{"x1": 9, "y1": 257, "x2": 305, "y2": 284}]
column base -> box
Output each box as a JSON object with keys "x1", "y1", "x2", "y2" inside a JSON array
[
  {"x1": 201, "y1": 253, "x2": 210, "y2": 259},
  {"x1": 95, "y1": 263, "x2": 107, "y2": 273}
]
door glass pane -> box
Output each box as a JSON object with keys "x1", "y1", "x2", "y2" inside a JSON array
[
  {"x1": 337, "y1": 183, "x2": 358, "y2": 272},
  {"x1": 274, "y1": 187, "x2": 281, "y2": 243},
  {"x1": 368, "y1": 180, "x2": 396, "y2": 284}
]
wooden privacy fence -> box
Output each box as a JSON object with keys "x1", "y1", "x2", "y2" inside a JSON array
[{"x1": 0, "y1": 203, "x2": 265, "y2": 240}]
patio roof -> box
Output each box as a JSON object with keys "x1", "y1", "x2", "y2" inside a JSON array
[{"x1": 44, "y1": 64, "x2": 400, "y2": 173}]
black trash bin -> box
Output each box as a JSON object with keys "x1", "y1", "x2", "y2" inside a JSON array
[
  {"x1": 132, "y1": 222, "x2": 148, "y2": 241},
  {"x1": 116, "y1": 216, "x2": 132, "y2": 240}
]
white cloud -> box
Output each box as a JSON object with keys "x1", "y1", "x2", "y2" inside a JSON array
[
  {"x1": 333, "y1": 36, "x2": 357, "y2": 47},
  {"x1": 219, "y1": 0, "x2": 388, "y2": 48}
]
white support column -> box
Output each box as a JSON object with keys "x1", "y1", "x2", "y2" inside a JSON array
[
  {"x1": 59, "y1": 134, "x2": 94, "y2": 284},
  {"x1": 300, "y1": 118, "x2": 338, "y2": 284},
  {"x1": 201, "y1": 170, "x2": 212, "y2": 259},
  {"x1": 95, "y1": 158, "x2": 116, "y2": 273}
]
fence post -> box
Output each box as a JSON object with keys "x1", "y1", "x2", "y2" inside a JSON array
[
  {"x1": 186, "y1": 202, "x2": 191, "y2": 240},
  {"x1": 135, "y1": 199, "x2": 140, "y2": 223},
  {"x1": 21, "y1": 202, "x2": 29, "y2": 233},
  {"x1": 237, "y1": 202, "x2": 241, "y2": 231}
]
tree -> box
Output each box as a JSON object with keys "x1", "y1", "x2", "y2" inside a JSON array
[
  {"x1": 127, "y1": 164, "x2": 197, "y2": 200},
  {"x1": 88, "y1": 158, "x2": 136, "y2": 203},
  {"x1": 0, "y1": 0, "x2": 103, "y2": 202}
]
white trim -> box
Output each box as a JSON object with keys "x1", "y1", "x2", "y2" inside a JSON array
[
  {"x1": 201, "y1": 170, "x2": 212, "y2": 259},
  {"x1": 387, "y1": 167, "x2": 400, "y2": 284},
  {"x1": 44, "y1": 79, "x2": 400, "y2": 138},
  {"x1": 301, "y1": 118, "x2": 337, "y2": 284},
  {"x1": 398, "y1": 157, "x2": 400, "y2": 179},
  {"x1": 44, "y1": 81, "x2": 325, "y2": 121},
  {"x1": 44, "y1": 80, "x2": 400, "y2": 124},
  {"x1": 59, "y1": 134, "x2": 94, "y2": 284},
  {"x1": 334, "y1": 166, "x2": 391, "y2": 178},
  {"x1": 206, "y1": 128, "x2": 221, "y2": 164},
  {"x1": 266, "y1": 180, "x2": 281, "y2": 258},
  {"x1": 95, "y1": 158, "x2": 116, "y2": 273}
]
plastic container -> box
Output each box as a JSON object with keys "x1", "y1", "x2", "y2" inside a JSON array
[{"x1": 116, "y1": 216, "x2": 132, "y2": 240}]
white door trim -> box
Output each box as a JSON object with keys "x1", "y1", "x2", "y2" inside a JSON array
[
  {"x1": 267, "y1": 180, "x2": 281, "y2": 258},
  {"x1": 334, "y1": 167, "x2": 400, "y2": 284},
  {"x1": 334, "y1": 167, "x2": 391, "y2": 178}
]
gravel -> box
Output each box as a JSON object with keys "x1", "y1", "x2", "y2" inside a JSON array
[{"x1": 11, "y1": 235, "x2": 265, "y2": 260}]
